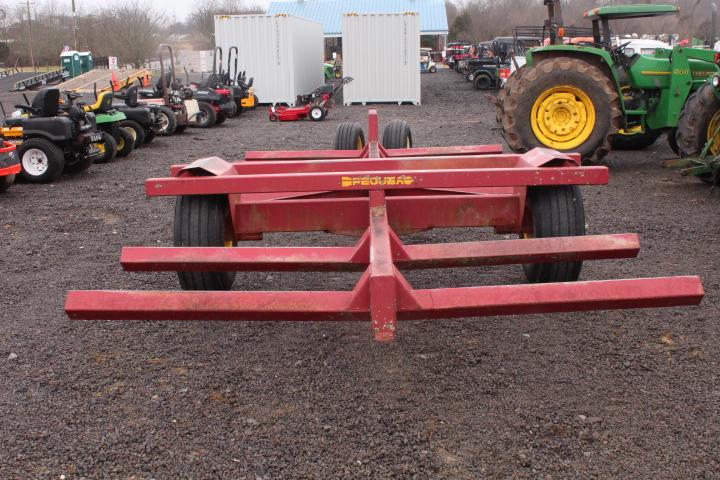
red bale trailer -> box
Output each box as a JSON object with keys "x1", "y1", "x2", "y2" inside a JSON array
[{"x1": 65, "y1": 110, "x2": 704, "y2": 342}]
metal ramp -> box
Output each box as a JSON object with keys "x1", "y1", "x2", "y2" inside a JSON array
[
  {"x1": 11, "y1": 69, "x2": 67, "y2": 91},
  {"x1": 58, "y1": 68, "x2": 151, "y2": 93}
]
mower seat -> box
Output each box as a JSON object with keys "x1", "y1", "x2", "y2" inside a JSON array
[
  {"x1": 83, "y1": 91, "x2": 114, "y2": 114},
  {"x1": 123, "y1": 85, "x2": 140, "y2": 107},
  {"x1": 32, "y1": 88, "x2": 61, "y2": 117}
]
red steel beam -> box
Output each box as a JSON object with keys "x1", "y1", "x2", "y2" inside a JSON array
[
  {"x1": 146, "y1": 167, "x2": 609, "y2": 197},
  {"x1": 244, "y1": 149, "x2": 367, "y2": 161},
  {"x1": 64, "y1": 276, "x2": 703, "y2": 322},
  {"x1": 383, "y1": 145, "x2": 505, "y2": 157},
  {"x1": 367, "y1": 190, "x2": 398, "y2": 341},
  {"x1": 119, "y1": 234, "x2": 641, "y2": 272},
  {"x1": 232, "y1": 194, "x2": 522, "y2": 235}
]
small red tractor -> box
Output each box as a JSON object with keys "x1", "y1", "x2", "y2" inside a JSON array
[
  {"x1": 0, "y1": 141, "x2": 19, "y2": 193},
  {"x1": 269, "y1": 77, "x2": 352, "y2": 122}
]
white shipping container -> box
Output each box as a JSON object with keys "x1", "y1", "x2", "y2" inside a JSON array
[
  {"x1": 214, "y1": 14, "x2": 325, "y2": 105},
  {"x1": 342, "y1": 13, "x2": 421, "y2": 105}
]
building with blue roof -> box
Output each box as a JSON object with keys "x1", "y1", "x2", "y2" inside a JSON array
[{"x1": 267, "y1": 0, "x2": 449, "y2": 53}]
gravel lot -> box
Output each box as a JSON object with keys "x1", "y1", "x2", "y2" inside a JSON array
[{"x1": 1, "y1": 70, "x2": 719, "y2": 479}]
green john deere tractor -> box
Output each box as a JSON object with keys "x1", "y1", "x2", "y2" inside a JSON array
[{"x1": 498, "y1": 2, "x2": 720, "y2": 163}]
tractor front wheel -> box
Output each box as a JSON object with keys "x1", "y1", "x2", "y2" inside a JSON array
[
  {"x1": 676, "y1": 83, "x2": 720, "y2": 183},
  {"x1": 501, "y1": 57, "x2": 621, "y2": 163},
  {"x1": 609, "y1": 129, "x2": 661, "y2": 150},
  {"x1": 114, "y1": 127, "x2": 135, "y2": 158},
  {"x1": 522, "y1": 185, "x2": 585, "y2": 284},
  {"x1": 195, "y1": 102, "x2": 217, "y2": 128},
  {"x1": 174, "y1": 195, "x2": 236, "y2": 291}
]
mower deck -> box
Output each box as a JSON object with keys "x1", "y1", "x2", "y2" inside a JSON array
[{"x1": 65, "y1": 110, "x2": 704, "y2": 342}]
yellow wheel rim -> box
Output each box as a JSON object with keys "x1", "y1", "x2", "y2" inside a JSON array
[
  {"x1": 355, "y1": 136, "x2": 364, "y2": 150},
  {"x1": 96, "y1": 143, "x2": 106, "y2": 154},
  {"x1": 707, "y1": 110, "x2": 720, "y2": 156},
  {"x1": 531, "y1": 85, "x2": 596, "y2": 150}
]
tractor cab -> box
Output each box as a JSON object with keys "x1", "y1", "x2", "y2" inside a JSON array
[{"x1": 582, "y1": 4, "x2": 679, "y2": 51}]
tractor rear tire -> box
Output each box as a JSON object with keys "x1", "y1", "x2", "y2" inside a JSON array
[
  {"x1": 495, "y1": 66, "x2": 525, "y2": 125},
  {"x1": 93, "y1": 132, "x2": 117, "y2": 164},
  {"x1": 676, "y1": 83, "x2": 720, "y2": 183},
  {"x1": 174, "y1": 195, "x2": 236, "y2": 291},
  {"x1": 382, "y1": 120, "x2": 412, "y2": 149},
  {"x1": 157, "y1": 107, "x2": 177, "y2": 135},
  {"x1": 0, "y1": 175, "x2": 15, "y2": 193},
  {"x1": 667, "y1": 128, "x2": 679, "y2": 156},
  {"x1": 114, "y1": 127, "x2": 135, "y2": 158},
  {"x1": 195, "y1": 102, "x2": 216, "y2": 128},
  {"x1": 522, "y1": 185, "x2": 586, "y2": 284},
  {"x1": 119, "y1": 120, "x2": 146, "y2": 148},
  {"x1": 501, "y1": 57, "x2": 621, "y2": 163},
  {"x1": 609, "y1": 129, "x2": 661, "y2": 150},
  {"x1": 334, "y1": 122, "x2": 366, "y2": 150},
  {"x1": 18, "y1": 138, "x2": 65, "y2": 183}
]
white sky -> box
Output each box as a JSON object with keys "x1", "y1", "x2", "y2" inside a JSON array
[{"x1": 135, "y1": 0, "x2": 272, "y2": 22}]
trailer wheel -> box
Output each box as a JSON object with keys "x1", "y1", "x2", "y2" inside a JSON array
[
  {"x1": 473, "y1": 74, "x2": 492, "y2": 91},
  {"x1": 157, "y1": 106, "x2": 177, "y2": 135},
  {"x1": 114, "y1": 127, "x2": 135, "y2": 158},
  {"x1": 334, "y1": 122, "x2": 366, "y2": 150},
  {"x1": 382, "y1": 120, "x2": 412, "y2": 149},
  {"x1": 195, "y1": 102, "x2": 217, "y2": 128},
  {"x1": 119, "y1": 120, "x2": 146, "y2": 148},
  {"x1": 174, "y1": 195, "x2": 236, "y2": 291},
  {"x1": 0, "y1": 174, "x2": 15, "y2": 193},
  {"x1": 522, "y1": 186, "x2": 585, "y2": 284},
  {"x1": 676, "y1": 83, "x2": 720, "y2": 183},
  {"x1": 310, "y1": 106, "x2": 325, "y2": 122},
  {"x1": 18, "y1": 138, "x2": 65, "y2": 183}
]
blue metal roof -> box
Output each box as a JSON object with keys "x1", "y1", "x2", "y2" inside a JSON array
[{"x1": 267, "y1": 0, "x2": 449, "y2": 36}]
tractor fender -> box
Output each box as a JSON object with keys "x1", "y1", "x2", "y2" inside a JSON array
[{"x1": 528, "y1": 47, "x2": 625, "y2": 114}]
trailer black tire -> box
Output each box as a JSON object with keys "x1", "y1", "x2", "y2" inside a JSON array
[
  {"x1": 522, "y1": 186, "x2": 585, "y2": 284},
  {"x1": 473, "y1": 74, "x2": 493, "y2": 91},
  {"x1": 609, "y1": 129, "x2": 661, "y2": 150},
  {"x1": 676, "y1": 83, "x2": 720, "y2": 183},
  {"x1": 501, "y1": 57, "x2": 621, "y2": 163},
  {"x1": 174, "y1": 195, "x2": 236, "y2": 291},
  {"x1": 382, "y1": 119, "x2": 412, "y2": 149},
  {"x1": 334, "y1": 122, "x2": 366, "y2": 150},
  {"x1": 114, "y1": 126, "x2": 135, "y2": 158},
  {"x1": 0, "y1": 174, "x2": 15, "y2": 193},
  {"x1": 119, "y1": 120, "x2": 146, "y2": 148},
  {"x1": 18, "y1": 138, "x2": 65, "y2": 183},
  {"x1": 157, "y1": 106, "x2": 177, "y2": 135},
  {"x1": 93, "y1": 132, "x2": 117, "y2": 164},
  {"x1": 195, "y1": 102, "x2": 216, "y2": 128}
]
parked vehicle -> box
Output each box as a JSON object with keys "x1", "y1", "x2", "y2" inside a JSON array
[
  {"x1": 497, "y1": 2, "x2": 719, "y2": 162},
  {"x1": 468, "y1": 64, "x2": 509, "y2": 90},
  {"x1": 420, "y1": 48, "x2": 437, "y2": 73},
  {"x1": 269, "y1": 77, "x2": 352, "y2": 122},
  {"x1": 111, "y1": 84, "x2": 163, "y2": 148},
  {"x1": 1, "y1": 88, "x2": 106, "y2": 183},
  {"x1": 0, "y1": 141, "x2": 18, "y2": 193}
]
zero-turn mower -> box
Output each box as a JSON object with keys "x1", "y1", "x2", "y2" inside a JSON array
[
  {"x1": 1, "y1": 88, "x2": 106, "y2": 183},
  {"x1": 62, "y1": 90, "x2": 134, "y2": 162}
]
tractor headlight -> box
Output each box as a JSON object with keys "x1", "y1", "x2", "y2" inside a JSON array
[{"x1": 712, "y1": 75, "x2": 720, "y2": 88}]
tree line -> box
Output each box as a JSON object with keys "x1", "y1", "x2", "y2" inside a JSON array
[
  {"x1": 446, "y1": 0, "x2": 712, "y2": 44},
  {"x1": 0, "y1": 0, "x2": 262, "y2": 69}
]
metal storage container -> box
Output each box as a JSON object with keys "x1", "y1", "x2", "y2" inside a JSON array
[
  {"x1": 214, "y1": 14, "x2": 325, "y2": 105},
  {"x1": 342, "y1": 13, "x2": 421, "y2": 105}
]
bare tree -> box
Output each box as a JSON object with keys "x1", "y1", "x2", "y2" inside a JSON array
[
  {"x1": 102, "y1": 1, "x2": 165, "y2": 67},
  {"x1": 189, "y1": 0, "x2": 263, "y2": 49}
]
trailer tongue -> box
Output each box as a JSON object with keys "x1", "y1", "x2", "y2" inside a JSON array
[{"x1": 65, "y1": 110, "x2": 703, "y2": 342}]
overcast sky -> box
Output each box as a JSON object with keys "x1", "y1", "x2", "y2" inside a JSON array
[{"x1": 146, "y1": 0, "x2": 273, "y2": 22}]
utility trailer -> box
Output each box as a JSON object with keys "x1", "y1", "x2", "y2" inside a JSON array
[{"x1": 65, "y1": 110, "x2": 704, "y2": 342}]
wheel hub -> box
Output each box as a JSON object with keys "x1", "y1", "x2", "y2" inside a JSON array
[
  {"x1": 22, "y1": 148, "x2": 49, "y2": 175},
  {"x1": 707, "y1": 110, "x2": 720, "y2": 156},
  {"x1": 531, "y1": 86, "x2": 595, "y2": 150}
]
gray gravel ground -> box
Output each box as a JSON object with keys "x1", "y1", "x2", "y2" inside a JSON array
[{"x1": 1, "y1": 70, "x2": 719, "y2": 479}]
